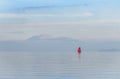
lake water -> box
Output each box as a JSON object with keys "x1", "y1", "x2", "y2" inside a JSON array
[{"x1": 0, "y1": 51, "x2": 120, "y2": 79}]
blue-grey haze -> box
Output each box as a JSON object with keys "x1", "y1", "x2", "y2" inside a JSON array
[{"x1": 0, "y1": 36, "x2": 120, "y2": 52}]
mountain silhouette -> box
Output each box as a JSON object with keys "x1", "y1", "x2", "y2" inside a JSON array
[{"x1": 0, "y1": 35, "x2": 120, "y2": 52}]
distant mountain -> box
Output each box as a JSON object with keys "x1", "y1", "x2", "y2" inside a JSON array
[
  {"x1": 27, "y1": 35, "x2": 78, "y2": 41},
  {"x1": 27, "y1": 35, "x2": 52, "y2": 40},
  {"x1": 0, "y1": 35, "x2": 82, "y2": 52},
  {"x1": 0, "y1": 35, "x2": 120, "y2": 52}
]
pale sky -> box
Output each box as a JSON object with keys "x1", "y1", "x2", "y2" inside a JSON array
[{"x1": 0, "y1": 0, "x2": 120, "y2": 41}]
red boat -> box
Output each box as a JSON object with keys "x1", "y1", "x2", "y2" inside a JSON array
[{"x1": 77, "y1": 47, "x2": 81, "y2": 54}]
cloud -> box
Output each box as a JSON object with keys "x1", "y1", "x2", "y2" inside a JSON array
[
  {"x1": 26, "y1": 12, "x2": 94, "y2": 17},
  {"x1": 23, "y1": 5, "x2": 56, "y2": 11},
  {"x1": 0, "y1": 14, "x2": 25, "y2": 18},
  {"x1": 22, "y1": 5, "x2": 78, "y2": 12},
  {"x1": 0, "y1": 12, "x2": 93, "y2": 19},
  {"x1": 23, "y1": 0, "x2": 62, "y2": 3},
  {"x1": 63, "y1": 12, "x2": 94, "y2": 17},
  {"x1": 0, "y1": 31, "x2": 24, "y2": 34},
  {"x1": 24, "y1": 19, "x2": 120, "y2": 27},
  {"x1": 83, "y1": 12, "x2": 93, "y2": 16},
  {"x1": 1, "y1": 18, "x2": 120, "y2": 29},
  {"x1": 1, "y1": 13, "x2": 120, "y2": 27}
]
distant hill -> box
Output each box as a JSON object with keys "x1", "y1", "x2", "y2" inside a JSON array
[
  {"x1": 0, "y1": 35, "x2": 120, "y2": 52},
  {"x1": 0, "y1": 36, "x2": 83, "y2": 52}
]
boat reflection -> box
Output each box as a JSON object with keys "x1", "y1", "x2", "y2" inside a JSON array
[{"x1": 78, "y1": 52, "x2": 81, "y2": 59}]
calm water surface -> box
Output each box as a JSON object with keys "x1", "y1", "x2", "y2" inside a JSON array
[{"x1": 0, "y1": 51, "x2": 120, "y2": 79}]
